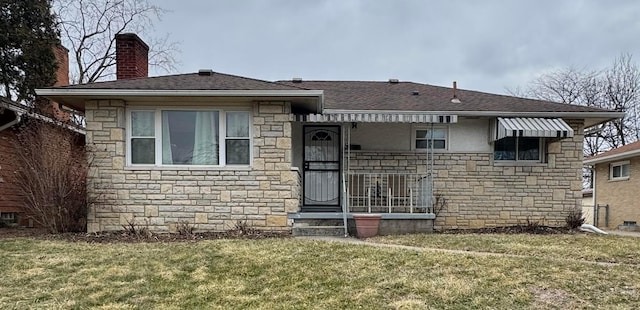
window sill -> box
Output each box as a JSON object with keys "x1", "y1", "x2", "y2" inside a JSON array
[
  {"x1": 609, "y1": 176, "x2": 630, "y2": 182},
  {"x1": 493, "y1": 161, "x2": 547, "y2": 167},
  {"x1": 124, "y1": 165, "x2": 252, "y2": 171}
]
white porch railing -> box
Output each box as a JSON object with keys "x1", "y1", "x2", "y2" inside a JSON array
[{"x1": 346, "y1": 172, "x2": 433, "y2": 214}]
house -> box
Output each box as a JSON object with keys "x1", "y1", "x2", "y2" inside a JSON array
[
  {"x1": 0, "y1": 44, "x2": 72, "y2": 227},
  {"x1": 37, "y1": 34, "x2": 624, "y2": 234},
  {"x1": 584, "y1": 141, "x2": 640, "y2": 231},
  {"x1": 0, "y1": 98, "x2": 28, "y2": 226}
]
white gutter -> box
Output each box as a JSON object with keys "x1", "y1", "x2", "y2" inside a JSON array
[
  {"x1": 36, "y1": 89, "x2": 324, "y2": 98},
  {"x1": 584, "y1": 149, "x2": 640, "y2": 165},
  {"x1": 324, "y1": 109, "x2": 625, "y2": 119}
]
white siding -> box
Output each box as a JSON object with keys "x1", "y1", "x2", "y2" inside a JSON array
[
  {"x1": 349, "y1": 123, "x2": 411, "y2": 151},
  {"x1": 347, "y1": 118, "x2": 491, "y2": 153},
  {"x1": 449, "y1": 118, "x2": 492, "y2": 152}
]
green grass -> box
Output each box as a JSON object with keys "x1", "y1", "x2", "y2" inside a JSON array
[{"x1": 1, "y1": 235, "x2": 639, "y2": 309}]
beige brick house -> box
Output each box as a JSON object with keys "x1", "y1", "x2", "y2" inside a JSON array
[
  {"x1": 584, "y1": 141, "x2": 640, "y2": 230},
  {"x1": 37, "y1": 34, "x2": 623, "y2": 233}
]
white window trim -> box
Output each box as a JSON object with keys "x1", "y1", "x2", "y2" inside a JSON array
[
  {"x1": 493, "y1": 137, "x2": 545, "y2": 164},
  {"x1": 411, "y1": 125, "x2": 449, "y2": 151},
  {"x1": 609, "y1": 160, "x2": 630, "y2": 181},
  {"x1": 126, "y1": 107, "x2": 253, "y2": 168}
]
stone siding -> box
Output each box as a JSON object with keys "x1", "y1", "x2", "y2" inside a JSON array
[
  {"x1": 85, "y1": 100, "x2": 298, "y2": 232},
  {"x1": 348, "y1": 120, "x2": 584, "y2": 229}
]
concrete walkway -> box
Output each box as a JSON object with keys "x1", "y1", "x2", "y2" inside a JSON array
[{"x1": 605, "y1": 230, "x2": 640, "y2": 238}]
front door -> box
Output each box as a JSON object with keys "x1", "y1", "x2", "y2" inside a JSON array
[{"x1": 303, "y1": 126, "x2": 341, "y2": 212}]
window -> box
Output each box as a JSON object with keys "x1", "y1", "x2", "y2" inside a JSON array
[
  {"x1": 0, "y1": 213, "x2": 15, "y2": 221},
  {"x1": 128, "y1": 109, "x2": 251, "y2": 166},
  {"x1": 494, "y1": 137, "x2": 542, "y2": 161},
  {"x1": 415, "y1": 128, "x2": 447, "y2": 150},
  {"x1": 610, "y1": 161, "x2": 630, "y2": 180}
]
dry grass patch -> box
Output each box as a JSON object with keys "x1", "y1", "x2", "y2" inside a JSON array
[
  {"x1": 372, "y1": 233, "x2": 640, "y2": 264},
  {"x1": 1, "y1": 237, "x2": 639, "y2": 309}
]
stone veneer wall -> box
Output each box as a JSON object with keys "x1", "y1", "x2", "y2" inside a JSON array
[
  {"x1": 348, "y1": 120, "x2": 584, "y2": 229},
  {"x1": 85, "y1": 100, "x2": 299, "y2": 233}
]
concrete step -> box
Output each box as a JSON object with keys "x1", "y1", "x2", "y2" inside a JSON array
[
  {"x1": 292, "y1": 224, "x2": 346, "y2": 237},
  {"x1": 293, "y1": 219, "x2": 344, "y2": 226}
]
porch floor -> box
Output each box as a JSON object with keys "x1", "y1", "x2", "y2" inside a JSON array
[{"x1": 288, "y1": 212, "x2": 435, "y2": 220}]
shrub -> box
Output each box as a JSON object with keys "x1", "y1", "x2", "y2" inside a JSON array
[
  {"x1": 566, "y1": 209, "x2": 585, "y2": 229},
  {"x1": 12, "y1": 119, "x2": 87, "y2": 233}
]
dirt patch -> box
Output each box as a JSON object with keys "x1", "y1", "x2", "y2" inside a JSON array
[
  {"x1": 438, "y1": 225, "x2": 579, "y2": 235},
  {"x1": 0, "y1": 227, "x2": 290, "y2": 243},
  {"x1": 529, "y1": 287, "x2": 578, "y2": 309}
]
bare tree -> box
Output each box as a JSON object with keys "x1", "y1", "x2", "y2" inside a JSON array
[
  {"x1": 515, "y1": 54, "x2": 640, "y2": 156},
  {"x1": 52, "y1": 0, "x2": 179, "y2": 84},
  {"x1": 603, "y1": 54, "x2": 640, "y2": 146},
  {"x1": 512, "y1": 54, "x2": 640, "y2": 189}
]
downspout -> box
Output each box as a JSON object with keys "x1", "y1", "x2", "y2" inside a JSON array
[{"x1": 591, "y1": 165, "x2": 597, "y2": 225}]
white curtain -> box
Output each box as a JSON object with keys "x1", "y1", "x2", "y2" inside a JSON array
[
  {"x1": 192, "y1": 111, "x2": 218, "y2": 165},
  {"x1": 226, "y1": 112, "x2": 249, "y2": 137},
  {"x1": 161, "y1": 112, "x2": 173, "y2": 164}
]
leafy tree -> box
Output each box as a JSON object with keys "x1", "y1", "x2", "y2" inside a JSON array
[
  {"x1": 53, "y1": 0, "x2": 179, "y2": 84},
  {"x1": 0, "y1": 0, "x2": 59, "y2": 102}
]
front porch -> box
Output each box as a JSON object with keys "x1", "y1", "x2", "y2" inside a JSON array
[{"x1": 290, "y1": 118, "x2": 448, "y2": 235}]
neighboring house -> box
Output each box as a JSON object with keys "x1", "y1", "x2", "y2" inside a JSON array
[
  {"x1": 584, "y1": 141, "x2": 640, "y2": 231},
  {"x1": 37, "y1": 34, "x2": 624, "y2": 234},
  {"x1": 0, "y1": 44, "x2": 73, "y2": 227},
  {"x1": 0, "y1": 98, "x2": 28, "y2": 226}
]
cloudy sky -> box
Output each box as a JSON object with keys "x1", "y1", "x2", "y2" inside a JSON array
[{"x1": 151, "y1": 0, "x2": 640, "y2": 95}]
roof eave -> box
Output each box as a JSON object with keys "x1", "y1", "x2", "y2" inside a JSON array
[
  {"x1": 35, "y1": 89, "x2": 324, "y2": 113},
  {"x1": 584, "y1": 148, "x2": 640, "y2": 165},
  {"x1": 324, "y1": 109, "x2": 623, "y2": 119}
]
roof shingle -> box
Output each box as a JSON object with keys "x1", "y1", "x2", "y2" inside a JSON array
[
  {"x1": 53, "y1": 72, "x2": 306, "y2": 91},
  {"x1": 279, "y1": 80, "x2": 612, "y2": 113},
  {"x1": 585, "y1": 141, "x2": 640, "y2": 162},
  {"x1": 43, "y1": 71, "x2": 618, "y2": 114}
]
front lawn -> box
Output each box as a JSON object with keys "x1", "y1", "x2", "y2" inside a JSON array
[
  {"x1": 1, "y1": 235, "x2": 639, "y2": 309},
  {"x1": 372, "y1": 233, "x2": 640, "y2": 264}
]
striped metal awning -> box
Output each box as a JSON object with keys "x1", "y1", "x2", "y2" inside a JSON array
[
  {"x1": 492, "y1": 117, "x2": 574, "y2": 141},
  {"x1": 295, "y1": 113, "x2": 458, "y2": 123}
]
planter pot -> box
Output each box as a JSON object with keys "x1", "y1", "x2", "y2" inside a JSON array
[{"x1": 353, "y1": 214, "x2": 382, "y2": 238}]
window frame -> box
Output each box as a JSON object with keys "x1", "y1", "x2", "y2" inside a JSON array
[
  {"x1": 0, "y1": 212, "x2": 15, "y2": 221},
  {"x1": 493, "y1": 137, "x2": 545, "y2": 163},
  {"x1": 609, "y1": 160, "x2": 630, "y2": 181},
  {"x1": 411, "y1": 126, "x2": 448, "y2": 151},
  {"x1": 126, "y1": 107, "x2": 253, "y2": 168}
]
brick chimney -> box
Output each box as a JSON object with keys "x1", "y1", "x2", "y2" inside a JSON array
[
  {"x1": 50, "y1": 44, "x2": 70, "y2": 120},
  {"x1": 116, "y1": 33, "x2": 149, "y2": 80},
  {"x1": 52, "y1": 44, "x2": 69, "y2": 86}
]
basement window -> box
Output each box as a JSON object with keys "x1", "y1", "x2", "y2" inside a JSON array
[{"x1": 1, "y1": 212, "x2": 15, "y2": 221}]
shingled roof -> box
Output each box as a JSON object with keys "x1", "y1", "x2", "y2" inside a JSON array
[
  {"x1": 39, "y1": 71, "x2": 622, "y2": 123},
  {"x1": 584, "y1": 141, "x2": 640, "y2": 164},
  {"x1": 278, "y1": 80, "x2": 611, "y2": 113},
  {"x1": 53, "y1": 72, "x2": 306, "y2": 91}
]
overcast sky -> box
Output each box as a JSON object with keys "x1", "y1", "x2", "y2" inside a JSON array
[{"x1": 151, "y1": 0, "x2": 640, "y2": 95}]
